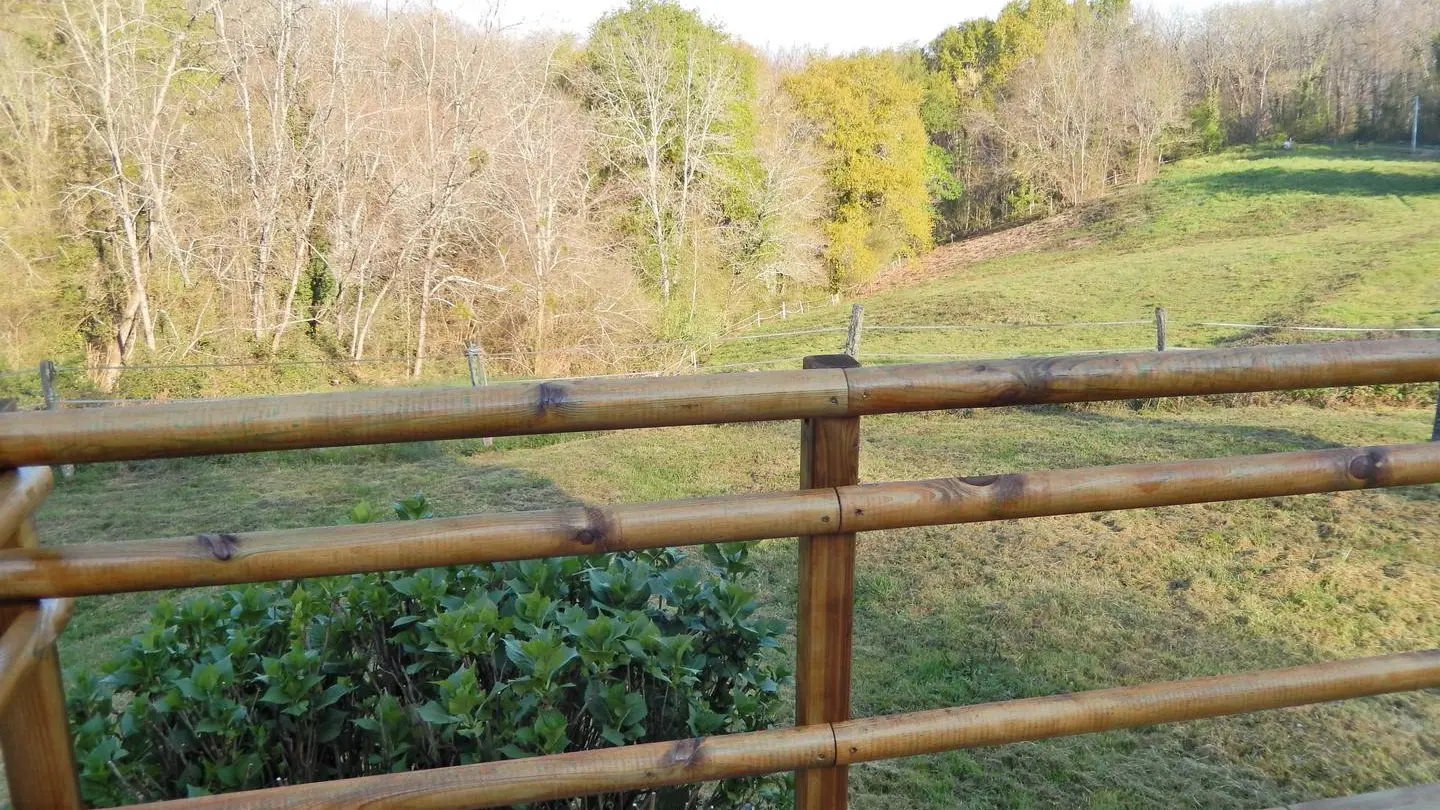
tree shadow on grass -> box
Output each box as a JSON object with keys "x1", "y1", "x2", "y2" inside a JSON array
[
  {"x1": 1181, "y1": 166, "x2": 1440, "y2": 198},
  {"x1": 44, "y1": 443, "x2": 590, "y2": 676}
]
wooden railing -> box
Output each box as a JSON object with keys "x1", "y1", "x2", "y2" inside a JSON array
[{"x1": 1, "y1": 338, "x2": 1438, "y2": 810}]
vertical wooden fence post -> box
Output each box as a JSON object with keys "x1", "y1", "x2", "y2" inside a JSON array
[
  {"x1": 1154, "y1": 307, "x2": 1168, "y2": 352},
  {"x1": 795, "y1": 353, "x2": 860, "y2": 810},
  {"x1": 0, "y1": 509, "x2": 81, "y2": 808},
  {"x1": 844, "y1": 304, "x2": 865, "y2": 358}
]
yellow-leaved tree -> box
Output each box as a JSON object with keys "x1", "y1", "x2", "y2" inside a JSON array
[{"x1": 786, "y1": 54, "x2": 933, "y2": 292}]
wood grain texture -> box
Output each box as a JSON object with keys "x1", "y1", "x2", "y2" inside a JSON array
[
  {"x1": 833, "y1": 650, "x2": 1440, "y2": 764},
  {"x1": 795, "y1": 354, "x2": 860, "y2": 810},
  {"x1": 0, "y1": 597, "x2": 73, "y2": 712},
  {"x1": 0, "y1": 369, "x2": 850, "y2": 466},
  {"x1": 837, "y1": 443, "x2": 1440, "y2": 534},
  {"x1": 124, "y1": 651, "x2": 1439, "y2": 810},
  {"x1": 0, "y1": 518, "x2": 81, "y2": 809},
  {"x1": 0, "y1": 489, "x2": 841, "y2": 598},
  {"x1": 1, "y1": 340, "x2": 1437, "y2": 467},
  {"x1": 0, "y1": 466, "x2": 53, "y2": 542},
  {"x1": 4, "y1": 443, "x2": 1440, "y2": 600},
  {"x1": 134, "y1": 724, "x2": 837, "y2": 810},
  {"x1": 844, "y1": 338, "x2": 1440, "y2": 414}
]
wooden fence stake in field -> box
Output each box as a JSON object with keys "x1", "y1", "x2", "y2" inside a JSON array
[
  {"x1": 1154, "y1": 307, "x2": 1168, "y2": 352},
  {"x1": 845, "y1": 304, "x2": 865, "y2": 358},
  {"x1": 38, "y1": 361, "x2": 73, "y2": 478},
  {"x1": 796, "y1": 353, "x2": 861, "y2": 810},
  {"x1": 464, "y1": 344, "x2": 494, "y2": 448},
  {"x1": 1431, "y1": 383, "x2": 1439, "y2": 441}
]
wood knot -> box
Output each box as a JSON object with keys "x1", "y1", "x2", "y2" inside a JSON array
[
  {"x1": 573, "y1": 506, "x2": 617, "y2": 549},
  {"x1": 197, "y1": 533, "x2": 240, "y2": 561},
  {"x1": 535, "y1": 382, "x2": 568, "y2": 416},
  {"x1": 664, "y1": 737, "x2": 703, "y2": 767},
  {"x1": 1347, "y1": 448, "x2": 1391, "y2": 487}
]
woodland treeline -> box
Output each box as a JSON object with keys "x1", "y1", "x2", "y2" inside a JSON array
[{"x1": 1, "y1": 0, "x2": 1436, "y2": 391}]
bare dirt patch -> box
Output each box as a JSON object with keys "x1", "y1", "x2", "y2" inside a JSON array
[{"x1": 857, "y1": 209, "x2": 1085, "y2": 295}]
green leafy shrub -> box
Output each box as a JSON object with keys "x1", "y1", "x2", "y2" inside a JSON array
[{"x1": 68, "y1": 495, "x2": 792, "y2": 809}]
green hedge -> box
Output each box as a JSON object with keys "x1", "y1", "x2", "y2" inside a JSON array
[{"x1": 68, "y1": 496, "x2": 791, "y2": 809}]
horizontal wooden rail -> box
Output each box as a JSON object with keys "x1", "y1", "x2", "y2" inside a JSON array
[
  {"x1": 132, "y1": 650, "x2": 1440, "y2": 810},
  {"x1": 2, "y1": 442, "x2": 1437, "y2": 599},
  {"x1": 0, "y1": 339, "x2": 1435, "y2": 466},
  {"x1": 0, "y1": 467, "x2": 52, "y2": 542},
  {"x1": 0, "y1": 598, "x2": 73, "y2": 712},
  {"x1": 843, "y1": 338, "x2": 1439, "y2": 415},
  {"x1": 831, "y1": 649, "x2": 1440, "y2": 764}
]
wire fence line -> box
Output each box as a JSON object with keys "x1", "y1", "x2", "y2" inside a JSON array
[
  {"x1": 865, "y1": 320, "x2": 1152, "y2": 331},
  {"x1": 20, "y1": 325, "x2": 844, "y2": 378},
  {"x1": 1192, "y1": 321, "x2": 1440, "y2": 333},
  {"x1": 4, "y1": 309, "x2": 1438, "y2": 410}
]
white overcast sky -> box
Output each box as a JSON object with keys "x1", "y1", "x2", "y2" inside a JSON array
[{"x1": 451, "y1": 0, "x2": 1221, "y2": 52}]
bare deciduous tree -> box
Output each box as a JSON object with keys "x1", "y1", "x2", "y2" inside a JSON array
[{"x1": 56, "y1": 0, "x2": 202, "y2": 386}]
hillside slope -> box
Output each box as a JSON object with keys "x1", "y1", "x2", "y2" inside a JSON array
[{"x1": 711, "y1": 146, "x2": 1440, "y2": 367}]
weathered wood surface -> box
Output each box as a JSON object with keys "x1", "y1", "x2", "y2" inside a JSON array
[
  {"x1": 795, "y1": 354, "x2": 860, "y2": 810},
  {"x1": 1, "y1": 339, "x2": 1436, "y2": 466},
  {"x1": 136, "y1": 723, "x2": 838, "y2": 810},
  {"x1": 843, "y1": 338, "x2": 1440, "y2": 415},
  {"x1": 130, "y1": 651, "x2": 1440, "y2": 810},
  {"x1": 0, "y1": 597, "x2": 73, "y2": 712},
  {"x1": 0, "y1": 368, "x2": 851, "y2": 466},
  {"x1": 839, "y1": 442, "x2": 1440, "y2": 533},
  {"x1": 0, "y1": 488, "x2": 840, "y2": 598},
  {"x1": 2, "y1": 442, "x2": 1438, "y2": 600},
  {"x1": 1266, "y1": 784, "x2": 1440, "y2": 809},
  {"x1": 0, "y1": 514, "x2": 81, "y2": 809},
  {"x1": 0, "y1": 364, "x2": 846, "y2": 461},
  {"x1": 833, "y1": 650, "x2": 1440, "y2": 764},
  {"x1": 0, "y1": 466, "x2": 52, "y2": 543}
]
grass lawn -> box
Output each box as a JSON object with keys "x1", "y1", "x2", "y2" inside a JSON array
[
  {"x1": 19, "y1": 400, "x2": 1440, "y2": 809},
  {"x1": 708, "y1": 146, "x2": 1440, "y2": 368}
]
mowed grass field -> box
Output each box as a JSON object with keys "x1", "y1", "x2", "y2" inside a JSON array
[
  {"x1": 710, "y1": 146, "x2": 1440, "y2": 366},
  {"x1": 10, "y1": 146, "x2": 1440, "y2": 808}
]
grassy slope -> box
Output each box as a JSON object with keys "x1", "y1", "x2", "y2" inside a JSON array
[
  {"x1": 15, "y1": 146, "x2": 1440, "y2": 808},
  {"x1": 709, "y1": 146, "x2": 1440, "y2": 366}
]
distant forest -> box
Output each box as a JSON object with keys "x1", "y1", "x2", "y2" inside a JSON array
[{"x1": 2, "y1": 0, "x2": 1436, "y2": 392}]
